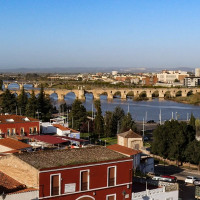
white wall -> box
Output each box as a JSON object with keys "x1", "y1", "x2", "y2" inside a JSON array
[
  {"x1": 41, "y1": 124, "x2": 56, "y2": 134},
  {"x1": 0, "y1": 190, "x2": 39, "y2": 200},
  {"x1": 0, "y1": 145, "x2": 12, "y2": 153},
  {"x1": 132, "y1": 188, "x2": 178, "y2": 200}
]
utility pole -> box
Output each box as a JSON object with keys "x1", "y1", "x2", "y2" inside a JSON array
[
  {"x1": 172, "y1": 112, "x2": 173, "y2": 120},
  {"x1": 128, "y1": 103, "x2": 130, "y2": 113},
  {"x1": 92, "y1": 103, "x2": 94, "y2": 121},
  {"x1": 159, "y1": 109, "x2": 162, "y2": 125},
  {"x1": 142, "y1": 118, "x2": 145, "y2": 138}
]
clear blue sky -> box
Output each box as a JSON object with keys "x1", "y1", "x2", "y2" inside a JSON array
[{"x1": 0, "y1": 0, "x2": 200, "y2": 69}]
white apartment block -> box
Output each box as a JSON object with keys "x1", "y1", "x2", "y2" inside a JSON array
[
  {"x1": 157, "y1": 70, "x2": 189, "y2": 83},
  {"x1": 184, "y1": 77, "x2": 200, "y2": 87}
]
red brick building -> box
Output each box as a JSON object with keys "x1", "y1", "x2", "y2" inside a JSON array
[
  {"x1": 0, "y1": 115, "x2": 40, "y2": 137},
  {"x1": 0, "y1": 146, "x2": 133, "y2": 200}
]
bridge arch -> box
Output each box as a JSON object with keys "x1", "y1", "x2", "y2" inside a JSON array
[
  {"x1": 175, "y1": 90, "x2": 182, "y2": 97},
  {"x1": 139, "y1": 91, "x2": 147, "y2": 98},
  {"x1": 8, "y1": 83, "x2": 20, "y2": 90},
  {"x1": 187, "y1": 90, "x2": 193, "y2": 96},
  {"x1": 64, "y1": 92, "x2": 76, "y2": 102},
  {"x1": 113, "y1": 91, "x2": 121, "y2": 98},
  {"x1": 85, "y1": 92, "x2": 94, "y2": 101},
  {"x1": 50, "y1": 92, "x2": 58, "y2": 100},
  {"x1": 164, "y1": 91, "x2": 171, "y2": 99},
  {"x1": 126, "y1": 91, "x2": 134, "y2": 99},
  {"x1": 152, "y1": 90, "x2": 159, "y2": 98}
]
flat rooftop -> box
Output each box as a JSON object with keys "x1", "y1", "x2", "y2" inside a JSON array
[{"x1": 15, "y1": 146, "x2": 128, "y2": 170}]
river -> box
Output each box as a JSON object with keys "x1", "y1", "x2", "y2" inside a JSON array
[{"x1": 5, "y1": 83, "x2": 200, "y2": 122}]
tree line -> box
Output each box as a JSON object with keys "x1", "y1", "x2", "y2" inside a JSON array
[
  {"x1": 152, "y1": 114, "x2": 200, "y2": 165},
  {"x1": 0, "y1": 86, "x2": 53, "y2": 121},
  {"x1": 67, "y1": 99, "x2": 137, "y2": 138}
]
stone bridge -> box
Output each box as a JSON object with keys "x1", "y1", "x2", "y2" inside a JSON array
[{"x1": 2, "y1": 82, "x2": 200, "y2": 100}]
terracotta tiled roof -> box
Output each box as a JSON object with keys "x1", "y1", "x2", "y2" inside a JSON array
[
  {"x1": 0, "y1": 171, "x2": 26, "y2": 194},
  {"x1": 107, "y1": 144, "x2": 141, "y2": 156},
  {"x1": 8, "y1": 188, "x2": 38, "y2": 194},
  {"x1": 53, "y1": 124, "x2": 79, "y2": 133},
  {"x1": 0, "y1": 138, "x2": 31, "y2": 150},
  {"x1": 118, "y1": 129, "x2": 142, "y2": 138},
  {"x1": 27, "y1": 135, "x2": 68, "y2": 145},
  {"x1": 53, "y1": 124, "x2": 70, "y2": 131},
  {"x1": 0, "y1": 115, "x2": 39, "y2": 123}
]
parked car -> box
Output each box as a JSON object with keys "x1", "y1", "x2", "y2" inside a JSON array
[
  {"x1": 194, "y1": 179, "x2": 200, "y2": 186},
  {"x1": 185, "y1": 176, "x2": 197, "y2": 184},
  {"x1": 147, "y1": 120, "x2": 156, "y2": 123},
  {"x1": 161, "y1": 175, "x2": 177, "y2": 182}
]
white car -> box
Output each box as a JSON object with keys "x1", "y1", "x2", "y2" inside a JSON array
[{"x1": 185, "y1": 176, "x2": 197, "y2": 184}]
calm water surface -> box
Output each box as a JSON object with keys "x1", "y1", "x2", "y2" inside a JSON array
[{"x1": 6, "y1": 84, "x2": 200, "y2": 122}]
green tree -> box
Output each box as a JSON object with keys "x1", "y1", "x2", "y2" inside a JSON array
[
  {"x1": 69, "y1": 99, "x2": 87, "y2": 130},
  {"x1": 189, "y1": 113, "x2": 196, "y2": 130},
  {"x1": 0, "y1": 89, "x2": 17, "y2": 114},
  {"x1": 104, "y1": 111, "x2": 113, "y2": 137},
  {"x1": 112, "y1": 106, "x2": 125, "y2": 135},
  {"x1": 17, "y1": 86, "x2": 28, "y2": 115},
  {"x1": 195, "y1": 119, "x2": 200, "y2": 138},
  {"x1": 0, "y1": 80, "x2": 3, "y2": 91},
  {"x1": 37, "y1": 85, "x2": 53, "y2": 121},
  {"x1": 120, "y1": 112, "x2": 136, "y2": 133},
  {"x1": 152, "y1": 120, "x2": 193, "y2": 165},
  {"x1": 185, "y1": 140, "x2": 200, "y2": 164},
  {"x1": 94, "y1": 100, "x2": 104, "y2": 138},
  {"x1": 26, "y1": 90, "x2": 38, "y2": 118}
]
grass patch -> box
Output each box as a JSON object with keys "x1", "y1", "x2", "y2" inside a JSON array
[{"x1": 100, "y1": 137, "x2": 117, "y2": 146}]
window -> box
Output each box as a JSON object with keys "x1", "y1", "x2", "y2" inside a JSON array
[
  {"x1": 29, "y1": 127, "x2": 33, "y2": 134},
  {"x1": 20, "y1": 128, "x2": 24, "y2": 135},
  {"x1": 33, "y1": 127, "x2": 37, "y2": 134},
  {"x1": 11, "y1": 128, "x2": 15, "y2": 135},
  {"x1": 7, "y1": 129, "x2": 10, "y2": 136},
  {"x1": 108, "y1": 166, "x2": 116, "y2": 186},
  {"x1": 80, "y1": 170, "x2": 89, "y2": 191},
  {"x1": 107, "y1": 194, "x2": 116, "y2": 200},
  {"x1": 51, "y1": 174, "x2": 60, "y2": 196}
]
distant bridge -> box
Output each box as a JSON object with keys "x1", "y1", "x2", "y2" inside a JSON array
[{"x1": 1, "y1": 82, "x2": 200, "y2": 101}]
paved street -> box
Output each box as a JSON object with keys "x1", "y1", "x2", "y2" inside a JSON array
[{"x1": 155, "y1": 164, "x2": 200, "y2": 200}]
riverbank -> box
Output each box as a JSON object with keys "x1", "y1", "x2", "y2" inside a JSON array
[{"x1": 167, "y1": 93, "x2": 200, "y2": 106}]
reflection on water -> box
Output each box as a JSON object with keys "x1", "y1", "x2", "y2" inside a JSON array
[{"x1": 63, "y1": 93, "x2": 200, "y2": 122}]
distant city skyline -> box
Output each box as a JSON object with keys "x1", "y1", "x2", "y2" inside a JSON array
[{"x1": 0, "y1": 0, "x2": 200, "y2": 69}]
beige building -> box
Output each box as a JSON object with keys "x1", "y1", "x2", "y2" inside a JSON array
[{"x1": 117, "y1": 129, "x2": 143, "y2": 150}]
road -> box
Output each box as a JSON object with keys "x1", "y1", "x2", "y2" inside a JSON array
[{"x1": 155, "y1": 164, "x2": 200, "y2": 200}]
